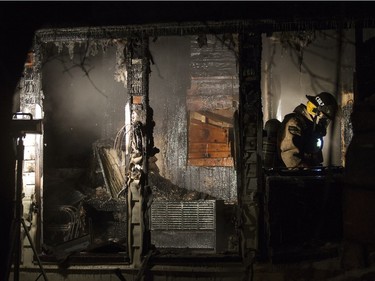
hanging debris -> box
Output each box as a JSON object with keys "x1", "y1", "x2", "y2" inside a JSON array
[
  {"x1": 114, "y1": 39, "x2": 128, "y2": 86},
  {"x1": 280, "y1": 30, "x2": 316, "y2": 71}
]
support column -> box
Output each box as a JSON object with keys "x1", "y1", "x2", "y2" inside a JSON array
[
  {"x1": 237, "y1": 31, "x2": 263, "y2": 266},
  {"x1": 125, "y1": 36, "x2": 157, "y2": 268}
]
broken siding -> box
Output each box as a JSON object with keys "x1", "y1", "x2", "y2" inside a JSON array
[
  {"x1": 187, "y1": 34, "x2": 238, "y2": 168},
  {"x1": 149, "y1": 36, "x2": 237, "y2": 202},
  {"x1": 188, "y1": 34, "x2": 238, "y2": 112}
]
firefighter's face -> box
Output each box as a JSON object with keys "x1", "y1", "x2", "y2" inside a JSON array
[
  {"x1": 316, "y1": 112, "x2": 330, "y2": 128},
  {"x1": 307, "y1": 101, "x2": 330, "y2": 128}
]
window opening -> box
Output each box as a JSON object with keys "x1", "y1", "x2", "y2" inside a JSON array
[
  {"x1": 40, "y1": 40, "x2": 129, "y2": 261},
  {"x1": 148, "y1": 35, "x2": 239, "y2": 255},
  {"x1": 259, "y1": 29, "x2": 354, "y2": 261}
]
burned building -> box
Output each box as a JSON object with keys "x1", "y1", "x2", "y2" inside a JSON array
[{"x1": 2, "y1": 2, "x2": 375, "y2": 281}]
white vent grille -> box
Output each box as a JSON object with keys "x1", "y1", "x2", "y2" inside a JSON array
[{"x1": 151, "y1": 201, "x2": 215, "y2": 230}]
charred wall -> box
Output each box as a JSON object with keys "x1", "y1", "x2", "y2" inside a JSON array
[{"x1": 149, "y1": 35, "x2": 238, "y2": 202}]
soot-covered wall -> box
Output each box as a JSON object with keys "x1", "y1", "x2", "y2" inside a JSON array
[{"x1": 149, "y1": 36, "x2": 238, "y2": 202}]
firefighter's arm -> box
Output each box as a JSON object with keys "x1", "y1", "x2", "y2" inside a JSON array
[{"x1": 279, "y1": 118, "x2": 305, "y2": 168}]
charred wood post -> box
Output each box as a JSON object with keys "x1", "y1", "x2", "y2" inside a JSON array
[
  {"x1": 342, "y1": 22, "x2": 375, "y2": 269},
  {"x1": 238, "y1": 31, "x2": 263, "y2": 271},
  {"x1": 125, "y1": 36, "x2": 157, "y2": 268}
]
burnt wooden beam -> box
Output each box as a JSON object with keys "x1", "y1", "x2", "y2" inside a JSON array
[
  {"x1": 35, "y1": 16, "x2": 375, "y2": 44},
  {"x1": 237, "y1": 31, "x2": 263, "y2": 272},
  {"x1": 196, "y1": 111, "x2": 233, "y2": 126}
]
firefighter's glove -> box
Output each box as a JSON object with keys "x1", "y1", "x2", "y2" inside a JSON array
[{"x1": 293, "y1": 131, "x2": 323, "y2": 154}]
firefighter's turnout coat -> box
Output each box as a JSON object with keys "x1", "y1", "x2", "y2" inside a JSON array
[{"x1": 277, "y1": 104, "x2": 325, "y2": 168}]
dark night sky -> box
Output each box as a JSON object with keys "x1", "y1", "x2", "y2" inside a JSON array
[
  {"x1": 1, "y1": 2, "x2": 374, "y2": 56},
  {"x1": 2, "y1": 2, "x2": 375, "y2": 29}
]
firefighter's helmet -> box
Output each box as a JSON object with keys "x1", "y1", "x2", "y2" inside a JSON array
[{"x1": 306, "y1": 92, "x2": 338, "y2": 120}]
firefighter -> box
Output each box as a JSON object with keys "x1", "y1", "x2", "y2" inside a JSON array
[{"x1": 277, "y1": 92, "x2": 338, "y2": 168}]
